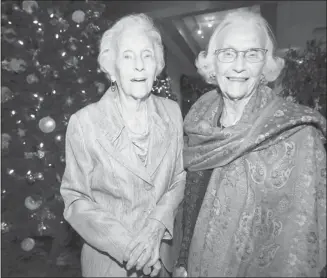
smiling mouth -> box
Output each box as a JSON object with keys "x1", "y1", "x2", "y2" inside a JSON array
[
  {"x1": 227, "y1": 77, "x2": 249, "y2": 81},
  {"x1": 131, "y1": 78, "x2": 147, "y2": 82}
]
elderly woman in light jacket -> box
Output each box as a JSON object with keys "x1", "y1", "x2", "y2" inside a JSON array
[{"x1": 60, "y1": 13, "x2": 186, "y2": 277}]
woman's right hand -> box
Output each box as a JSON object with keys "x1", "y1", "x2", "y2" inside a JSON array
[{"x1": 173, "y1": 266, "x2": 188, "y2": 277}]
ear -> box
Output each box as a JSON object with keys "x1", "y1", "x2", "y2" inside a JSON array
[{"x1": 262, "y1": 56, "x2": 285, "y2": 82}]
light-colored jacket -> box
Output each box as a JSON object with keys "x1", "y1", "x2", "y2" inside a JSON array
[{"x1": 60, "y1": 89, "x2": 186, "y2": 277}]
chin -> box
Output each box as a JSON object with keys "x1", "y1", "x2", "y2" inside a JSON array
[
  {"x1": 222, "y1": 84, "x2": 258, "y2": 100},
  {"x1": 225, "y1": 91, "x2": 248, "y2": 100},
  {"x1": 131, "y1": 90, "x2": 151, "y2": 100}
]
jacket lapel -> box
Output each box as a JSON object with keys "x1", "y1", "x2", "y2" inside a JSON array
[
  {"x1": 146, "y1": 96, "x2": 173, "y2": 177},
  {"x1": 95, "y1": 89, "x2": 153, "y2": 186}
]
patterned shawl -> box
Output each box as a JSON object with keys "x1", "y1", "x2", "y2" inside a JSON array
[
  {"x1": 184, "y1": 85, "x2": 326, "y2": 171},
  {"x1": 183, "y1": 86, "x2": 326, "y2": 277}
]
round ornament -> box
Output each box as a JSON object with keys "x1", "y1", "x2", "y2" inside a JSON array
[
  {"x1": 72, "y1": 10, "x2": 85, "y2": 23},
  {"x1": 24, "y1": 196, "x2": 42, "y2": 210},
  {"x1": 38, "y1": 116, "x2": 56, "y2": 133},
  {"x1": 21, "y1": 237, "x2": 35, "y2": 251}
]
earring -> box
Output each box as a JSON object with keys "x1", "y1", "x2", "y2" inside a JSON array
[
  {"x1": 110, "y1": 77, "x2": 116, "y2": 92},
  {"x1": 152, "y1": 77, "x2": 159, "y2": 89}
]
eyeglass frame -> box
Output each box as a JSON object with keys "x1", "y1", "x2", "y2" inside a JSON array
[{"x1": 214, "y1": 48, "x2": 268, "y2": 63}]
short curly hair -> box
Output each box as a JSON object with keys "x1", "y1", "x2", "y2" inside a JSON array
[
  {"x1": 98, "y1": 13, "x2": 165, "y2": 81},
  {"x1": 195, "y1": 9, "x2": 285, "y2": 85}
]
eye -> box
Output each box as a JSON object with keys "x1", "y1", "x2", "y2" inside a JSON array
[
  {"x1": 223, "y1": 50, "x2": 235, "y2": 57},
  {"x1": 123, "y1": 53, "x2": 132, "y2": 59},
  {"x1": 247, "y1": 51, "x2": 258, "y2": 58},
  {"x1": 143, "y1": 51, "x2": 153, "y2": 59}
]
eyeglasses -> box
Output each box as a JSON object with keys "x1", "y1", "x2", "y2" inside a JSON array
[{"x1": 215, "y1": 48, "x2": 268, "y2": 63}]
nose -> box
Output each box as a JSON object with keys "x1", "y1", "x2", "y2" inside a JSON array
[
  {"x1": 134, "y1": 56, "x2": 144, "y2": 71},
  {"x1": 233, "y1": 53, "x2": 246, "y2": 73}
]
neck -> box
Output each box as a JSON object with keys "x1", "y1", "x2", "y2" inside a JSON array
[
  {"x1": 117, "y1": 91, "x2": 148, "y2": 134},
  {"x1": 220, "y1": 91, "x2": 255, "y2": 127},
  {"x1": 118, "y1": 93, "x2": 146, "y2": 115}
]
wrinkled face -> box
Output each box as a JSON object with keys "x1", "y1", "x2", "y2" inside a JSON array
[
  {"x1": 214, "y1": 22, "x2": 267, "y2": 100},
  {"x1": 114, "y1": 28, "x2": 157, "y2": 101}
]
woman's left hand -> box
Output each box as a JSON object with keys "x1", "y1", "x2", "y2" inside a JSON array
[
  {"x1": 142, "y1": 260, "x2": 162, "y2": 277},
  {"x1": 123, "y1": 219, "x2": 166, "y2": 271}
]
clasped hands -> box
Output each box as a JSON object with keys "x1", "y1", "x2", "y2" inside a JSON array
[{"x1": 123, "y1": 219, "x2": 166, "y2": 277}]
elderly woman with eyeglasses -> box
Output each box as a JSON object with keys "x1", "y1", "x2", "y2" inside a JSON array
[
  {"x1": 174, "y1": 9, "x2": 326, "y2": 277},
  {"x1": 60, "y1": 13, "x2": 186, "y2": 277}
]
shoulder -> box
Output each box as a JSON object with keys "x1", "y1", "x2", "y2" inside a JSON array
[
  {"x1": 293, "y1": 125, "x2": 325, "y2": 147},
  {"x1": 188, "y1": 89, "x2": 219, "y2": 114},
  {"x1": 153, "y1": 94, "x2": 182, "y2": 119},
  {"x1": 74, "y1": 101, "x2": 98, "y2": 118},
  {"x1": 68, "y1": 100, "x2": 102, "y2": 133},
  {"x1": 191, "y1": 89, "x2": 219, "y2": 108},
  {"x1": 184, "y1": 89, "x2": 219, "y2": 122},
  {"x1": 72, "y1": 99, "x2": 103, "y2": 123}
]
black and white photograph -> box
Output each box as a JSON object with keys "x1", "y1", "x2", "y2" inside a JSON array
[{"x1": 1, "y1": 1, "x2": 326, "y2": 277}]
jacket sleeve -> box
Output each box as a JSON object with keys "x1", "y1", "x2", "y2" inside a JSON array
[
  {"x1": 148, "y1": 102, "x2": 186, "y2": 239},
  {"x1": 60, "y1": 114, "x2": 133, "y2": 264}
]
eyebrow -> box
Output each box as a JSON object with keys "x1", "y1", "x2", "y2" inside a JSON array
[
  {"x1": 121, "y1": 48, "x2": 154, "y2": 54},
  {"x1": 222, "y1": 45, "x2": 261, "y2": 49}
]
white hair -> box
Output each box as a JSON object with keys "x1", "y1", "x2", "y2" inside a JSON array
[
  {"x1": 98, "y1": 13, "x2": 165, "y2": 81},
  {"x1": 195, "y1": 9, "x2": 285, "y2": 85}
]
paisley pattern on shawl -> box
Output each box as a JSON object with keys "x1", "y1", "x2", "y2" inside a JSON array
[{"x1": 183, "y1": 86, "x2": 326, "y2": 277}]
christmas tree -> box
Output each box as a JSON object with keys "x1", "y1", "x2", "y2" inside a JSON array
[
  {"x1": 1, "y1": 1, "x2": 176, "y2": 276},
  {"x1": 274, "y1": 39, "x2": 326, "y2": 118}
]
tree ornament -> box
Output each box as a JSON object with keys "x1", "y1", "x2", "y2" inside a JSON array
[
  {"x1": 24, "y1": 196, "x2": 42, "y2": 210},
  {"x1": 2, "y1": 27, "x2": 17, "y2": 44},
  {"x1": 60, "y1": 155, "x2": 65, "y2": 164},
  {"x1": 26, "y1": 173, "x2": 36, "y2": 184},
  {"x1": 35, "y1": 172, "x2": 44, "y2": 180},
  {"x1": 94, "y1": 81, "x2": 105, "y2": 94},
  {"x1": 22, "y1": 1, "x2": 38, "y2": 14},
  {"x1": 38, "y1": 64, "x2": 51, "y2": 77},
  {"x1": 2, "y1": 58, "x2": 27, "y2": 73},
  {"x1": 52, "y1": 70, "x2": 59, "y2": 79},
  {"x1": 1, "y1": 86, "x2": 14, "y2": 103},
  {"x1": 65, "y1": 96, "x2": 74, "y2": 106},
  {"x1": 6, "y1": 168, "x2": 15, "y2": 176},
  {"x1": 72, "y1": 10, "x2": 85, "y2": 24},
  {"x1": 21, "y1": 237, "x2": 35, "y2": 251},
  {"x1": 17, "y1": 128, "x2": 26, "y2": 137},
  {"x1": 1, "y1": 133, "x2": 11, "y2": 150},
  {"x1": 26, "y1": 73, "x2": 39, "y2": 84},
  {"x1": 54, "y1": 134, "x2": 63, "y2": 143},
  {"x1": 77, "y1": 77, "x2": 85, "y2": 84},
  {"x1": 1, "y1": 221, "x2": 12, "y2": 234},
  {"x1": 37, "y1": 222, "x2": 49, "y2": 235},
  {"x1": 37, "y1": 149, "x2": 45, "y2": 159},
  {"x1": 38, "y1": 116, "x2": 56, "y2": 133},
  {"x1": 2, "y1": 189, "x2": 7, "y2": 198}
]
